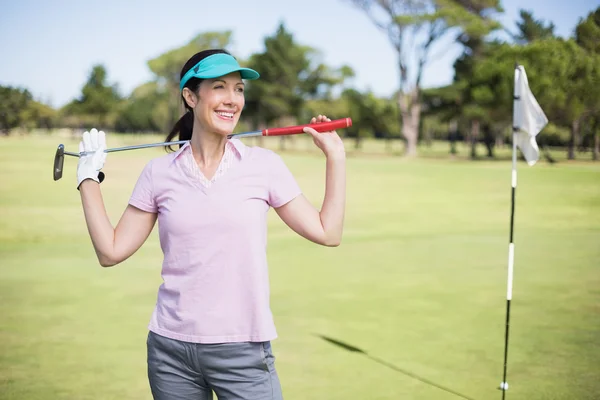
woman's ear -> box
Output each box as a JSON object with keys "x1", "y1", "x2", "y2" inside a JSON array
[{"x1": 182, "y1": 88, "x2": 197, "y2": 109}]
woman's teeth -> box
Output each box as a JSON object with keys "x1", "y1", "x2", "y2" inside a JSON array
[{"x1": 216, "y1": 111, "x2": 234, "y2": 119}]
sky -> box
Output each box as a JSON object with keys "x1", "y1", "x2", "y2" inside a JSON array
[{"x1": 0, "y1": 0, "x2": 597, "y2": 108}]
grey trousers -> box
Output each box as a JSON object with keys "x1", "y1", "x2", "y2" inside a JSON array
[{"x1": 147, "y1": 331, "x2": 283, "y2": 400}]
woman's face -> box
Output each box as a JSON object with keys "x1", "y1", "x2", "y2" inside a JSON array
[{"x1": 185, "y1": 72, "x2": 245, "y2": 137}]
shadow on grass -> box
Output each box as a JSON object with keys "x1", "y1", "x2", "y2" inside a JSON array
[{"x1": 316, "y1": 334, "x2": 477, "y2": 400}]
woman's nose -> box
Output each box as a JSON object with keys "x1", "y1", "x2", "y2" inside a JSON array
[
  {"x1": 225, "y1": 88, "x2": 242, "y2": 106},
  {"x1": 223, "y1": 89, "x2": 235, "y2": 104}
]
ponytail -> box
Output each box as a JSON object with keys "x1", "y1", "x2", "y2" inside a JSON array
[{"x1": 165, "y1": 110, "x2": 193, "y2": 152}]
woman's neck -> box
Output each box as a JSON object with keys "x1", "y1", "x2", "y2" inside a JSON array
[{"x1": 189, "y1": 127, "x2": 228, "y2": 168}]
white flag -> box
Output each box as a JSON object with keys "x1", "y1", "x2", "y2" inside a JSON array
[{"x1": 513, "y1": 65, "x2": 548, "y2": 166}]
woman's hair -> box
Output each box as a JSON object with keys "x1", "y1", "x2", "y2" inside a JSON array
[{"x1": 165, "y1": 48, "x2": 232, "y2": 151}]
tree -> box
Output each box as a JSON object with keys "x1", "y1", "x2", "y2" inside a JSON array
[
  {"x1": 575, "y1": 7, "x2": 600, "y2": 54},
  {"x1": 332, "y1": 89, "x2": 400, "y2": 150},
  {"x1": 437, "y1": 0, "x2": 504, "y2": 158},
  {"x1": 575, "y1": 7, "x2": 600, "y2": 160},
  {"x1": 468, "y1": 38, "x2": 600, "y2": 160},
  {"x1": 244, "y1": 24, "x2": 311, "y2": 129},
  {"x1": 114, "y1": 82, "x2": 169, "y2": 133},
  {"x1": 590, "y1": 117, "x2": 599, "y2": 161},
  {"x1": 421, "y1": 82, "x2": 464, "y2": 154},
  {"x1": 514, "y1": 9, "x2": 555, "y2": 43},
  {"x1": 347, "y1": 0, "x2": 501, "y2": 157},
  {"x1": 62, "y1": 64, "x2": 122, "y2": 129},
  {"x1": 20, "y1": 100, "x2": 57, "y2": 132},
  {"x1": 0, "y1": 86, "x2": 33, "y2": 134},
  {"x1": 244, "y1": 23, "x2": 353, "y2": 148},
  {"x1": 0, "y1": 85, "x2": 57, "y2": 134},
  {"x1": 454, "y1": 40, "x2": 513, "y2": 159}
]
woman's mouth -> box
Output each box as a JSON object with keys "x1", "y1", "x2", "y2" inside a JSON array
[{"x1": 215, "y1": 111, "x2": 235, "y2": 121}]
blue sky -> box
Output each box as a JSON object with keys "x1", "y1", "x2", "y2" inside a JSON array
[{"x1": 0, "y1": 0, "x2": 597, "y2": 108}]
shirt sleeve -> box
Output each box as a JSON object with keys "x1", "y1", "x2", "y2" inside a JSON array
[
  {"x1": 268, "y1": 152, "x2": 302, "y2": 208},
  {"x1": 129, "y1": 160, "x2": 158, "y2": 213}
]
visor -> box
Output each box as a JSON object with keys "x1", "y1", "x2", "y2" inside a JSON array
[{"x1": 179, "y1": 53, "x2": 260, "y2": 91}]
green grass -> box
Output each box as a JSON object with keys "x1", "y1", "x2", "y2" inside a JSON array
[{"x1": 1, "y1": 132, "x2": 599, "y2": 400}]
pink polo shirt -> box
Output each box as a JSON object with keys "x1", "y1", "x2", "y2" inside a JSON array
[{"x1": 128, "y1": 139, "x2": 301, "y2": 344}]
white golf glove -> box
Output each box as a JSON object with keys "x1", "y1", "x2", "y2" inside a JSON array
[{"x1": 77, "y1": 128, "x2": 107, "y2": 189}]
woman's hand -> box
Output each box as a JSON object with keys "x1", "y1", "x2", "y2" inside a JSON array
[
  {"x1": 303, "y1": 115, "x2": 345, "y2": 159},
  {"x1": 77, "y1": 128, "x2": 107, "y2": 189}
]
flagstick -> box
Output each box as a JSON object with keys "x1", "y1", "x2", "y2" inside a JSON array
[
  {"x1": 500, "y1": 130, "x2": 517, "y2": 399},
  {"x1": 500, "y1": 64, "x2": 520, "y2": 399}
]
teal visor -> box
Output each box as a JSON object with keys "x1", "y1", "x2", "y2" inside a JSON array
[{"x1": 179, "y1": 53, "x2": 260, "y2": 91}]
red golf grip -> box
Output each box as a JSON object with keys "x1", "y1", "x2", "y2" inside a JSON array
[{"x1": 263, "y1": 118, "x2": 352, "y2": 136}]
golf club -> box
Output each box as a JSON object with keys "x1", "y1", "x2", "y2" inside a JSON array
[{"x1": 53, "y1": 117, "x2": 352, "y2": 181}]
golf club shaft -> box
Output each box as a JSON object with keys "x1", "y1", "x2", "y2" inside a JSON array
[
  {"x1": 63, "y1": 140, "x2": 189, "y2": 157},
  {"x1": 63, "y1": 135, "x2": 260, "y2": 157},
  {"x1": 66, "y1": 118, "x2": 352, "y2": 157}
]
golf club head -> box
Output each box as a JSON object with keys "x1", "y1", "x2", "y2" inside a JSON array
[{"x1": 53, "y1": 144, "x2": 65, "y2": 181}]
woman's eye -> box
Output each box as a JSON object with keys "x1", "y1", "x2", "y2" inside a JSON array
[
  {"x1": 236, "y1": 87, "x2": 244, "y2": 93},
  {"x1": 214, "y1": 85, "x2": 224, "y2": 89}
]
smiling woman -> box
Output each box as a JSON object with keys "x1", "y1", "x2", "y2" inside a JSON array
[
  {"x1": 164, "y1": 49, "x2": 259, "y2": 152},
  {"x1": 75, "y1": 48, "x2": 347, "y2": 399}
]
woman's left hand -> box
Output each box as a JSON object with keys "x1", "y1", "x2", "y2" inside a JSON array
[{"x1": 303, "y1": 115, "x2": 346, "y2": 159}]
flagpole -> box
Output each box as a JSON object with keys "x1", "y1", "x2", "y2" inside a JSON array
[{"x1": 500, "y1": 63, "x2": 520, "y2": 399}]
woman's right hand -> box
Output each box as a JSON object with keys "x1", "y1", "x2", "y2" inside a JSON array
[{"x1": 77, "y1": 128, "x2": 107, "y2": 190}]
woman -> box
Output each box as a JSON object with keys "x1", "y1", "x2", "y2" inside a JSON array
[{"x1": 77, "y1": 49, "x2": 346, "y2": 399}]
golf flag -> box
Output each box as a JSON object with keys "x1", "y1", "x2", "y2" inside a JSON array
[
  {"x1": 513, "y1": 65, "x2": 549, "y2": 166},
  {"x1": 501, "y1": 64, "x2": 549, "y2": 399}
]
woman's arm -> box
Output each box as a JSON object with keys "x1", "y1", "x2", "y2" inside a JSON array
[
  {"x1": 274, "y1": 115, "x2": 346, "y2": 247},
  {"x1": 76, "y1": 129, "x2": 156, "y2": 267},
  {"x1": 80, "y1": 180, "x2": 157, "y2": 267}
]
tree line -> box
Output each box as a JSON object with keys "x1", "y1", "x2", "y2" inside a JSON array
[{"x1": 1, "y1": 1, "x2": 598, "y2": 160}]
